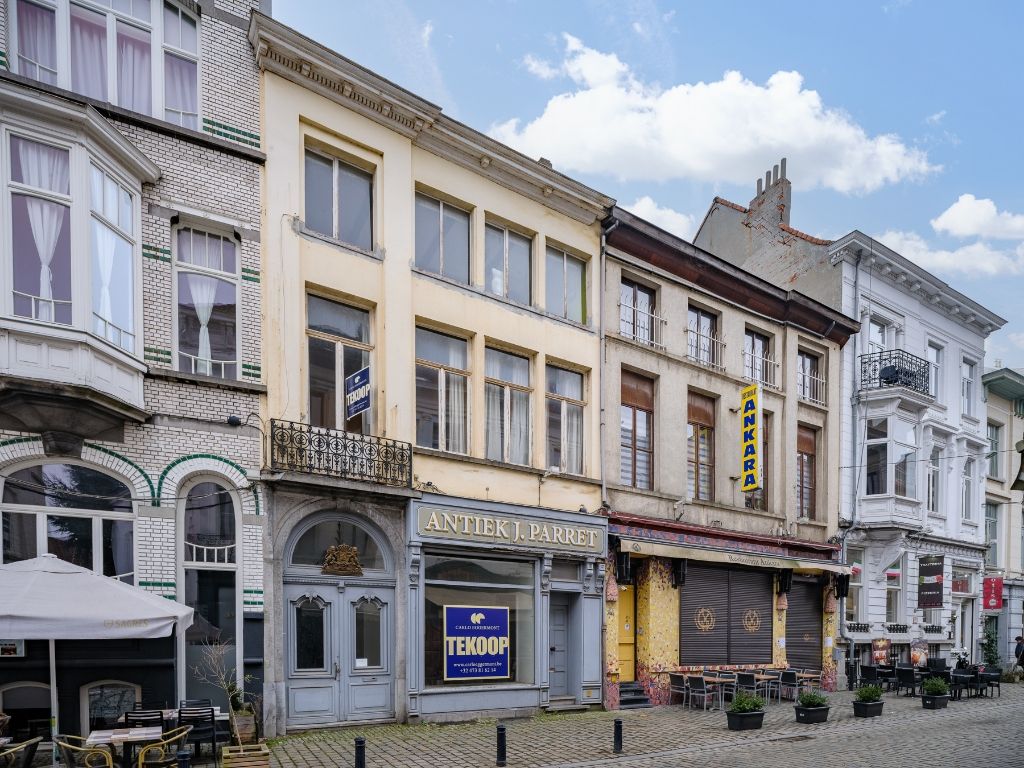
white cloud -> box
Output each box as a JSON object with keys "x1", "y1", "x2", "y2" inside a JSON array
[
  {"x1": 931, "y1": 194, "x2": 1024, "y2": 240},
  {"x1": 1008, "y1": 332, "x2": 1024, "y2": 350},
  {"x1": 420, "y1": 20, "x2": 433, "y2": 47},
  {"x1": 925, "y1": 110, "x2": 946, "y2": 125},
  {"x1": 631, "y1": 21, "x2": 649, "y2": 39},
  {"x1": 877, "y1": 230, "x2": 1024, "y2": 277},
  {"x1": 623, "y1": 196, "x2": 696, "y2": 239},
  {"x1": 522, "y1": 54, "x2": 559, "y2": 80},
  {"x1": 497, "y1": 35, "x2": 937, "y2": 193}
]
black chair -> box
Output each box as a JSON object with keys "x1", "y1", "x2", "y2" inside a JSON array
[
  {"x1": 983, "y1": 671, "x2": 1001, "y2": 697},
  {"x1": 895, "y1": 666, "x2": 919, "y2": 696},
  {"x1": 178, "y1": 707, "x2": 218, "y2": 766},
  {"x1": 685, "y1": 675, "x2": 716, "y2": 711},
  {"x1": 125, "y1": 710, "x2": 164, "y2": 728},
  {"x1": 134, "y1": 700, "x2": 167, "y2": 711},
  {"x1": 1, "y1": 736, "x2": 43, "y2": 768},
  {"x1": 179, "y1": 699, "x2": 212, "y2": 708},
  {"x1": 668, "y1": 673, "x2": 688, "y2": 705},
  {"x1": 858, "y1": 665, "x2": 879, "y2": 688},
  {"x1": 735, "y1": 672, "x2": 770, "y2": 700}
]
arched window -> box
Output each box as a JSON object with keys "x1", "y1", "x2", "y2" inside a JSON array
[
  {"x1": 0, "y1": 463, "x2": 134, "y2": 580},
  {"x1": 183, "y1": 481, "x2": 235, "y2": 563},
  {"x1": 290, "y1": 518, "x2": 385, "y2": 571},
  {"x1": 79, "y1": 680, "x2": 141, "y2": 734},
  {"x1": 0, "y1": 682, "x2": 51, "y2": 741}
]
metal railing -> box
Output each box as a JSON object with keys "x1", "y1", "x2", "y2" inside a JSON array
[
  {"x1": 742, "y1": 351, "x2": 780, "y2": 389},
  {"x1": 797, "y1": 371, "x2": 828, "y2": 406},
  {"x1": 270, "y1": 419, "x2": 413, "y2": 487},
  {"x1": 185, "y1": 538, "x2": 236, "y2": 564},
  {"x1": 859, "y1": 350, "x2": 931, "y2": 396},
  {"x1": 847, "y1": 622, "x2": 870, "y2": 633},
  {"x1": 178, "y1": 351, "x2": 237, "y2": 379},
  {"x1": 618, "y1": 301, "x2": 666, "y2": 349},
  {"x1": 93, "y1": 313, "x2": 135, "y2": 352},
  {"x1": 686, "y1": 329, "x2": 725, "y2": 371},
  {"x1": 13, "y1": 290, "x2": 72, "y2": 324}
]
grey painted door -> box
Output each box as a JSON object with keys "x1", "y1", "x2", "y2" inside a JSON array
[
  {"x1": 285, "y1": 585, "x2": 339, "y2": 726},
  {"x1": 549, "y1": 595, "x2": 569, "y2": 697},
  {"x1": 344, "y1": 587, "x2": 394, "y2": 721}
]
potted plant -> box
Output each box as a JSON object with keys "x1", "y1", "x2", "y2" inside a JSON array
[
  {"x1": 725, "y1": 691, "x2": 765, "y2": 731},
  {"x1": 921, "y1": 676, "x2": 950, "y2": 709},
  {"x1": 793, "y1": 690, "x2": 830, "y2": 723},
  {"x1": 852, "y1": 684, "x2": 884, "y2": 718},
  {"x1": 193, "y1": 642, "x2": 261, "y2": 745}
]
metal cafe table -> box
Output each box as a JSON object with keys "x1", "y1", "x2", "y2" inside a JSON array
[{"x1": 86, "y1": 727, "x2": 164, "y2": 768}]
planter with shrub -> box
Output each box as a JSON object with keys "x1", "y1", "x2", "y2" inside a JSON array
[
  {"x1": 725, "y1": 691, "x2": 765, "y2": 731},
  {"x1": 921, "y1": 676, "x2": 949, "y2": 709},
  {"x1": 794, "y1": 690, "x2": 830, "y2": 723},
  {"x1": 852, "y1": 684, "x2": 884, "y2": 718}
]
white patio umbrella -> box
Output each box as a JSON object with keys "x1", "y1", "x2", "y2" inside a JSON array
[{"x1": 0, "y1": 554, "x2": 194, "y2": 740}]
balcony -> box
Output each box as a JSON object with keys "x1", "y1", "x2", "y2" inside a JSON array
[
  {"x1": 686, "y1": 329, "x2": 726, "y2": 372},
  {"x1": 742, "y1": 351, "x2": 780, "y2": 390},
  {"x1": 269, "y1": 419, "x2": 413, "y2": 488},
  {"x1": 618, "y1": 300, "x2": 666, "y2": 350},
  {"x1": 797, "y1": 371, "x2": 828, "y2": 406},
  {"x1": 859, "y1": 350, "x2": 931, "y2": 397}
]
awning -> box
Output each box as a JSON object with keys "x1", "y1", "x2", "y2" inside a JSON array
[{"x1": 623, "y1": 539, "x2": 851, "y2": 574}]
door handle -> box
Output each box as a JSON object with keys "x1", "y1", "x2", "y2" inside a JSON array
[
  {"x1": 334, "y1": 660, "x2": 340, "y2": 680},
  {"x1": 550, "y1": 646, "x2": 557, "y2": 652}
]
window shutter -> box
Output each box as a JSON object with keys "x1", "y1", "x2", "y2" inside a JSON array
[
  {"x1": 798, "y1": 425, "x2": 817, "y2": 454},
  {"x1": 621, "y1": 370, "x2": 654, "y2": 410},
  {"x1": 786, "y1": 579, "x2": 823, "y2": 670},
  {"x1": 688, "y1": 392, "x2": 715, "y2": 427}
]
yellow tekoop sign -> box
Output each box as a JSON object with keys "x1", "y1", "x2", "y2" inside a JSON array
[{"x1": 740, "y1": 384, "x2": 762, "y2": 492}]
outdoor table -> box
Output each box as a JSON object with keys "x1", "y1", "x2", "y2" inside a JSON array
[
  {"x1": 702, "y1": 675, "x2": 733, "y2": 711},
  {"x1": 950, "y1": 672, "x2": 975, "y2": 700},
  {"x1": 796, "y1": 672, "x2": 819, "y2": 680},
  {"x1": 87, "y1": 727, "x2": 164, "y2": 768}
]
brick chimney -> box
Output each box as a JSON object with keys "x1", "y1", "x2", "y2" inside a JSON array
[{"x1": 746, "y1": 158, "x2": 791, "y2": 229}]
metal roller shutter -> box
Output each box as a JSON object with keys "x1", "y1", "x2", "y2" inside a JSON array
[
  {"x1": 728, "y1": 569, "x2": 774, "y2": 664},
  {"x1": 786, "y1": 579, "x2": 823, "y2": 670},
  {"x1": 679, "y1": 564, "x2": 729, "y2": 665}
]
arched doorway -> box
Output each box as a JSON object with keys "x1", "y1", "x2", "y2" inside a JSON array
[{"x1": 284, "y1": 513, "x2": 395, "y2": 727}]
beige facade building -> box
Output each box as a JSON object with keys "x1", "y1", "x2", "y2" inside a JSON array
[{"x1": 250, "y1": 14, "x2": 613, "y2": 732}]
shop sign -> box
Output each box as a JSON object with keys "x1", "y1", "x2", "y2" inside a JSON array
[
  {"x1": 344, "y1": 366, "x2": 371, "y2": 420},
  {"x1": 739, "y1": 384, "x2": 762, "y2": 492},
  {"x1": 443, "y1": 605, "x2": 510, "y2": 681},
  {"x1": 917, "y1": 555, "x2": 944, "y2": 609},
  {"x1": 0, "y1": 639, "x2": 25, "y2": 657},
  {"x1": 983, "y1": 576, "x2": 1003, "y2": 610},
  {"x1": 417, "y1": 507, "x2": 604, "y2": 554},
  {"x1": 871, "y1": 637, "x2": 891, "y2": 664},
  {"x1": 910, "y1": 639, "x2": 929, "y2": 667}
]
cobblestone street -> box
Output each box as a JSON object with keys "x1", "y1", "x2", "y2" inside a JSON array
[{"x1": 270, "y1": 683, "x2": 1024, "y2": 768}]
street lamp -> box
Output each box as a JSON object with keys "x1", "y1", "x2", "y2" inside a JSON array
[{"x1": 1011, "y1": 439, "x2": 1024, "y2": 492}]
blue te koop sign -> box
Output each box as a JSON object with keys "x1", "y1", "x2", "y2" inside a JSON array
[
  {"x1": 443, "y1": 605, "x2": 510, "y2": 681},
  {"x1": 344, "y1": 366, "x2": 371, "y2": 420}
]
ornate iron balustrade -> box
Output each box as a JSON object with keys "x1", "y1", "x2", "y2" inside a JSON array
[
  {"x1": 270, "y1": 419, "x2": 413, "y2": 488},
  {"x1": 886, "y1": 623, "x2": 909, "y2": 634},
  {"x1": 923, "y1": 624, "x2": 944, "y2": 634},
  {"x1": 847, "y1": 622, "x2": 871, "y2": 633},
  {"x1": 859, "y1": 350, "x2": 932, "y2": 396}
]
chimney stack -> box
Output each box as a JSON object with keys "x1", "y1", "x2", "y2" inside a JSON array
[
  {"x1": 780, "y1": 157, "x2": 787, "y2": 180},
  {"x1": 749, "y1": 157, "x2": 793, "y2": 227}
]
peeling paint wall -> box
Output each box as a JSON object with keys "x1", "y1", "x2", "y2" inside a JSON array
[
  {"x1": 635, "y1": 559, "x2": 680, "y2": 705},
  {"x1": 773, "y1": 586, "x2": 788, "y2": 667},
  {"x1": 822, "y1": 585, "x2": 839, "y2": 691},
  {"x1": 604, "y1": 555, "x2": 620, "y2": 709}
]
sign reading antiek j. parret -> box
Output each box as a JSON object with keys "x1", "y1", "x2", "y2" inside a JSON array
[
  {"x1": 739, "y1": 384, "x2": 762, "y2": 492},
  {"x1": 443, "y1": 605, "x2": 510, "y2": 681}
]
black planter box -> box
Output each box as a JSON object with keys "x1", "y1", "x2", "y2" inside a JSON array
[
  {"x1": 922, "y1": 694, "x2": 949, "y2": 709},
  {"x1": 726, "y1": 710, "x2": 765, "y2": 731},
  {"x1": 794, "y1": 705, "x2": 830, "y2": 724},
  {"x1": 852, "y1": 700, "x2": 884, "y2": 718}
]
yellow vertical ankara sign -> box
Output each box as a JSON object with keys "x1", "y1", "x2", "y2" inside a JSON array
[{"x1": 740, "y1": 384, "x2": 762, "y2": 492}]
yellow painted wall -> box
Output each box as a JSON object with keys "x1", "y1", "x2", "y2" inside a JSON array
[
  {"x1": 634, "y1": 558, "x2": 679, "y2": 704},
  {"x1": 773, "y1": 586, "x2": 788, "y2": 667}
]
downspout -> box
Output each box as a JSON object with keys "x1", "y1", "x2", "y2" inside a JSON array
[{"x1": 599, "y1": 217, "x2": 619, "y2": 510}]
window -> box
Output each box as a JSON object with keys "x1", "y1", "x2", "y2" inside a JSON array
[
  {"x1": 11, "y1": 0, "x2": 200, "y2": 125},
  {"x1": 797, "y1": 350, "x2": 825, "y2": 405},
  {"x1": 961, "y1": 360, "x2": 975, "y2": 417},
  {"x1": 846, "y1": 547, "x2": 863, "y2": 624},
  {"x1": 927, "y1": 342, "x2": 942, "y2": 397},
  {"x1": 687, "y1": 392, "x2": 714, "y2": 501},
  {"x1": 90, "y1": 164, "x2": 136, "y2": 351},
  {"x1": 865, "y1": 417, "x2": 888, "y2": 495},
  {"x1": 294, "y1": 598, "x2": 326, "y2": 670},
  {"x1": 183, "y1": 481, "x2": 235, "y2": 564},
  {"x1": 745, "y1": 413, "x2": 770, "y2": 511},
  {"x1": 988, "y1": 423, "x2": 1001, "y2": 478},
  {"x1": 619, "y1": 279, "x2": 657, "y2": 345},
  {"x1": 620, "y1": 371, "x2": 653, "y2": 490},
  {"x1": 307, "y1": 296, "x2": 371, "y2": 433},
  {"x1": 951, "y1": 567, "x2": 972, "y2": 594},
  {"x1": 985, "y1": 502, "x2": 999, "y2": 567},
  {"x1": 797, "y1": 424, "x2": 817, "y2": 519},
  {"x1": 927, "y1": 446, "x2": 941, "y2": 514},
  {"x1": 415, "y1": 193, "x2": 469, "y2": 283},
  {"x1": 290, "y1": 519, "x2": 384, "y2": 570},
  {"x1": 304, "y1": 149, "x2": 373, "y2": 251},
  {"x1": 175, "y1": 228, "x2": 237, "y2": 378},
  {"x1": 485, "y1": 348, "x2": 531, "y2": 465},
  {"x1": 687, "y1": 307, "x2": 721, "y2": 369},
  {"x1": 893, "y1": 419, "x2": 917, "y2": 499},
  {"x1": 868, "y1": 318, "x2": 888, "y2": 354},
  {"x1": 962, "y1": 459, "x2": 974, "y2": 521},
  {"x1": 743, "y1": 330, "x2": 775, "y2": 387},
  {"x1": 0, "y1": 463, "x2": 133, "y2": 580},
  {"x1": 415, "y1": 328, "x2": 468, "y2": 453},
  {"x1": 424, "y1": 554, "x2": 534, "y2": 686},
  {"x1": 545, "y1": 365, "x2": 584, "y2": 475},
  {"x1": 80, "y1": 680, "x2": 140, "y2": 732},
  {"x1": 885, "y1": 557, "x2": 903, "y2": 623},
  {"x1": 354, "y1": 599, "x2": 382, "y2": 668},
  {"x1": 485, "y1": 224, "x2": 531, "y2": 305},
  {"x1": 545, "y1": 246, "x2": 585, "y2": 322}
]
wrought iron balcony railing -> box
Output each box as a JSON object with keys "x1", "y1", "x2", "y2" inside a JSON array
[
  {"x1": 859, "y1": 350, "x2": 932, "y2": 397},
  {"x1": 270, "y1": 419, "x2": 413, "y2": 488},
  {"x1": 847, "y1": 622, "x2": 871, "y2": 633}
]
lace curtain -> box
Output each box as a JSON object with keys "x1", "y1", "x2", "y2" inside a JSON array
[{"x1": 17, "y1": 138, "x2": 69, "y2": 322}]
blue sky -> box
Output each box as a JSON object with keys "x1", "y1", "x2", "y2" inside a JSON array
[{"x1": 275, "y1": 0, "x2": 1024, "y2": 365}]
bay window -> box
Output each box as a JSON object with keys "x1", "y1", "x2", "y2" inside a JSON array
[
  {"x1": 91, "y1": 164, "x2": 135, "y2": 350},
  {"x1": 415, "y1": 328, "x2": 469, "y2": 453},
  {"x1": 175, "y1": 227, "x2": 237, "y2": 378},
  {"x1": 485, "y1": 348, "x2": 531, "y2": 465},
  {"x1": 545, "y1": 365, "x2": 584, "y2": 475},
  {"x1": 307, "y1": 295, "x2": 372, "y2": 434},
  {"x1": 865, "y1": 418, "x2": 888, "y2": 495},
  {"x1": 893, "y1": 419, "x2": 917, "y2": 499}
]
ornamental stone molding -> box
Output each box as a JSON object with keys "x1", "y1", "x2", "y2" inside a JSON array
[{"x1": 157, "y1": 453, "x2": 261, "y2": 515}]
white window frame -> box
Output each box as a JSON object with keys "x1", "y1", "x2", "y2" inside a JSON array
[
  {"x1": 545, "y1": 365, "x2": 585, "y2": 475},
  {"x1": 796, "y1": 349, "x2": 825, "y2": 405},
  {"x1": 846, "y1": 546, "x2": 863, "y2": 624},
  {"x1": 927, "y1": 341, "x2": 942, "y2": 398},
  {"x1": 485, "y1": 222, "x2": 532, "y2": 304},
  {"x1": 885, "y1": 556, "x2": 903, "y2": 624},
  {"x1": 303, "y1": 146, "x2": 375, "y2": 251},
  {"x1": 984, "y1": 501, "x2": 999, "y2": 567},
  {"x1": 987, "y1": 422, "x2": 1002, "y2": 479},
  {"x1": 961, "y1": 359, "x2": 976, "y2": 417},
  {"x1": 171, "y1": 224, "x2": 241, "y2": 380},
  {"x1": 926, "y1": 445, "x2": 942, "y2": 515},
  {"x1": 484, "y1": 347, "x2": 532, "y2": 466},
  {"x1": 867, "y1": 317, "x2": 889, "y2": 354},
  {"x1": 962, "y1": 458, "x2": 975, "y2": 521},
  {"x1": 7, "y1": 0, "x2": 202, "y2": 126},
  {"x1": 414, "y1": 330, "x2": 470, "y2": 454},
  {"x1": 546, "y1": 245, "x2": 586, "y2": 323},
  {"x1": 305, "y1": 295, "x2": 373, "y2": 433},
  {"x1": 414, "y1": 192, "x2": 471, "y2": 283},
  {"x1": 864, "y1": 416, "x2": 889, "y2": 496}
]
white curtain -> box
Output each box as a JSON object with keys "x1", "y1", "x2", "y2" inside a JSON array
[
  {"x1": 445, "y1": 373, "x2": 467, "y2": 454},
  {"x1": 16, "y1": 0, "x2": 57, "y2": 83},
  {"x1": 117, "y1": 23, "x2": 152, "y2": 114},
  {"x1": 565, "y1": 403, "x2": 583, "y2": 475},
  {"x1": 185, "y1": 273, "x2": 218, "y2": 374},
  {"x1": 91, "y1": 220, "x2": 117, "y2": 333},
  {"x1": 164, "y1": 52, "x2": 197, "y2": 128},
  {"x1": 510, "y1": 389, "x2": 530, "y2": 464},
  {"x1": 485, "y1": 383, "x2": 503, "y2": 461},
  {"x1": 17, "y1": 139, "x2": 69, "y2": 322},
  {"x1": 71, "y1": 6, "x2": 107, "y2": 101}
]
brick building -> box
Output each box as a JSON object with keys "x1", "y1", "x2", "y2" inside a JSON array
[{"x1": 0, "y1": 0, "x2": 268, "y2": 738}]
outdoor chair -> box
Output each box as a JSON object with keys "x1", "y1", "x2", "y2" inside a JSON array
[
  {"x1": 685, "y1": 675, "x2": 716, "y2": 711},
  {"x1": 178, "y1": 699, "x2": 212, "y2": 708},
  {"x1": 133, "y1": 701, "x2": 167, "y2": 711},
  {"x1": 801, "y1": 669, "x2": 823, "y2": 691},
  {"x1": 178, "y1": 707, "x2": 218, "y2": 766},
  {"x1": 876, "y1": 666, "x2": 898, "y2": 691},
  {"x1": 55, "y1": 735, "x2": 113, "y2": 768},
  {"x1": 0, "y1": 736, "x2": 42, "y2": 768},
  {"x1": 735, "y1": 672, "x2": 769, "y2": 700},
  {"x1": 137, "y1": 726, "x2": 192, "y2": 768},
  {"x1": 668, "y1": 673, "x2": 688, "y2": 705},
  {"x1": 777, "y1": 670, "x2": 810, "y2": 702},
  {"x1": 125, "y1": 711, "x2": 164, "y2": 729},
  {"x1": 982, "y1": 671, "x2": 1001, "y2": 697},
  {"x1": 715, "y1": 671, "x2": 737, "y2": 703},
  {"x1": 858, "y1": 665, "x2": 879, "y2": 687},
  {"x1": 895, "y1": 666, "x2": 919, "y2": 696}
]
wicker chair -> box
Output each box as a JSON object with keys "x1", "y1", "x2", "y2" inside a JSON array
[
  {"x1": 0, "y1": 714, "x2": 10, "y2": 739},
  {"x1": 0, "y1": 736, "x2": 42, "y2": 768},
  {"x1": 137, "y1": 726, "x2": 192, "y2": 768},
  {"x1": 55, "y1": 735, "x2": 113, "y2": 768}
]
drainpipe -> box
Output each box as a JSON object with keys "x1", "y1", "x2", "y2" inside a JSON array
[{"x1": 599, "y1": 216, "x2": 619, "y2": 510}]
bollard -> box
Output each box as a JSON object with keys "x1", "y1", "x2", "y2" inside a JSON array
[
  {"x1": 354, "y1": 737, "x2": 366, "y2": 768},
  {"x1": 613, "y1": 718, "x2": 623, "y2": 754},
  {"x1": 496, "y1": 723, "x2": 507, "y2": 767},
  {"x1": 176, "y1": 749, "x2": 191, "y2": 768}
]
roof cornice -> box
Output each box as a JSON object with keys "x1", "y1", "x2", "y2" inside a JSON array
[
  {"x1": 248, "y1": 13, "x2": 614, "y2": 225},
  {"x1": 828, "y1": 231, "x2": 1006, "y2": 335},
  {"x1": 983, "y1": 367, "x2": 1024, "y2": 400}
]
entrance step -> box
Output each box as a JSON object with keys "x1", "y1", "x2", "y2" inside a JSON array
[
  {"x1": 618, "y1": 681, "x2": 652, "y2": 709},
  {"x1": 546, "y1": 703, "x2": 589, "y2": 713}
]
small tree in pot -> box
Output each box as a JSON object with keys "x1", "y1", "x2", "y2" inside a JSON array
[
  {"x1": 725, "y1": 691, "x2": 765, "y2": 731},
  {"x1": 921, "y1": 676, "x2": 950, "y2": 710},
  {"x1": 192, "y1": 642, "x2": 261, "y2": 745},
  {"x1": 794, "y1": 690, "x2": 830, "y2": 723},
  {"x1": 852, "y1": 684, "x2": 884, "y2": 718}
]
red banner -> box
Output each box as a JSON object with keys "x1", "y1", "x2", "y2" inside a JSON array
[{"x1": 983, "y1": 576, "x2": 1004, "y2": 610}]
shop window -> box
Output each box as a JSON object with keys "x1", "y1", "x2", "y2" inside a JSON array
[
  {"x1": 415, "y1": 193, "x2": 470, "y2": 284},
  {"x1": 80, "y1": 680, "x2": 140, "y2": 732},
  {"x1": 485, "y1": 224, "x2": 531, "y2": 305},
  {"x1": 620, "y1": 371, "x2": 653, "y2": 490},
  {"x1": 290, "y1": 519, "x2": 385, "y2": 571},
  {"x1": 687, "y1": 392, "x2": 714, "y2": 501},
  {"x1": 415, "y1": 328, "x2": 469, "y2": 453},
  {"x1": 846, "y1": 547, "x2": 863, "y2": 624},
  {"x1": 307, "y1": 296, "x2": 372, "y2": 434},
  {"x1": 545, "y1": 365, "x2": 584, "y2": 475},
  {"x1": 304, "y1": 149, "x2": 373, "y2": 251},
  {"x1": 546, "y1": 247, "x2": 585, "y2": 322},
  {"x1": 485, "y1": 348, "x2": 531, "y2": 465},
  {"x1": 175, "y1": 228, "x2": 238, "y2": 379},
  {"x1": 885, "y1": 558, "x2": 903, "y2": 623}
]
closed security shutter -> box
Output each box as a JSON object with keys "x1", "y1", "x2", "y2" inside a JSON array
[
  {"x1": 728, "y1": 569, "x2": 773, "y2": 664},
  {"x1": 786, "y1": 579, "x2": 823, "y2": 670},
  {"x1": 679, "y1": 564, "x2": 729, "y2": 665}
]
